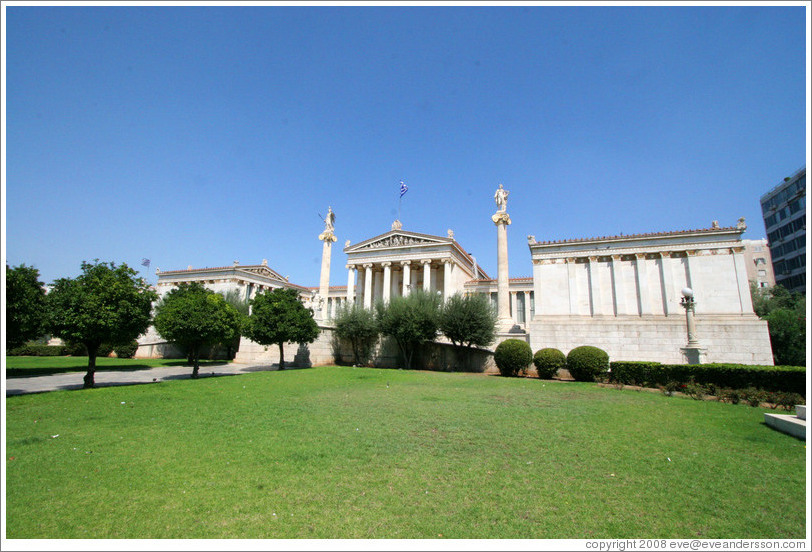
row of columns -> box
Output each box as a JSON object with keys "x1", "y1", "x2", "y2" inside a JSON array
[{"x1": 346, "y1": 259, "x2": 455, "y2": 308}]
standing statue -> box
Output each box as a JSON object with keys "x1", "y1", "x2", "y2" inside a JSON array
[
  {"x1": 494, "y1": 184, "x2": 509, "y2": 212},
  {"x1": 324, "y1": 206, "x2": 335, "y2": 233}
]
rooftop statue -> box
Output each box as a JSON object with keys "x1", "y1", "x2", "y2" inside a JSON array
[{"x1": 494, "y1": 184, "x2": 509, "y2": 212}]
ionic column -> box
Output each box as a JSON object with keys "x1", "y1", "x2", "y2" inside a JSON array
[
  {"x1": 588, "y1": 256, "x2": 602, "y2": 316},
  {"x1": 443, "y1": 259, "x2": 453, "y2": 300},
  {"x1": 610, "y1": 255, "x2": 626, "y2": 316},
  {"x1": 510, "y1": 291, "x2": 518, "y2": 322},
  {"x1": 317, "y1": 225, "x2": 337, "y2": 320},
  {"x1": 401, "y1": 261, "x2": 411, "y2": 296},
  {"x1": 523, "y1": 290, "x2": 532, "y2": 322},
  {"x1": 422, "y1": 259, "x2": 432, "y2": 292},
  {"x1": 363, "y1": 264, "x2": 373, "y2": 309},
  {"x1": 382, "y1": 262, "x2": 392, "y2": 304},
  {"x1": 492, "y1": 211, "x2": 512, "y2": 329},
  {"x1": 346, "y1": 265, "x2": 356, "y2": 305},
  {"x1": 635, "y1": 253, "x2": 651, "y2": 315}
]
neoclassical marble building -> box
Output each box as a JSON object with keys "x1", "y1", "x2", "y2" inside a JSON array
[{"x1": 140, "y1": 186, "x2": 774, "y2": 366}]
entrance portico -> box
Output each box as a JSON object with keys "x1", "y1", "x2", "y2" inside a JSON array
[{"x1": 344, "y1": 225, "x2": 488, "y2": 306}]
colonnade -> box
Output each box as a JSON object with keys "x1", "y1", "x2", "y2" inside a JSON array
[{"x1": 346, "y1": 259, "x2": 456, "y2": 308}]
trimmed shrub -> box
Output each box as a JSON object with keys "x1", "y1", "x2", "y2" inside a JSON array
[
  {"x1": 533, "y1": 348, "x2": 566, "y2": 379},
  {"x1": 608, "y1": 361, "x2": 806, "y2": 397},
  {"x1": 114, "y1": 340, "x2": 140, "y2": 359},
  {"x1": 566, "y1": 346, "x2": 609, "y2": 382},
  {"x1": 97, "y1": 343, "x2": 114, "y2": 358},
  {"x1": 494, "y1": 339, "x2": 532, "y2": 377},
  {"x1": 7, "y1": 343, "x2": 65, "y2": 356}
]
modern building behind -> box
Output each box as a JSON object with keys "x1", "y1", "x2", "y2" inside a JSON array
[
  {"x1": 760, "y1": 166, "x2": 806, "y2": 294},
  {"x1": 741, "y1": 238, "x2": 775, "y2": 289}
]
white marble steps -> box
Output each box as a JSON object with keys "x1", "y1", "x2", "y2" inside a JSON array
[{"x1": 764, "y1": 405, "x2": 806, "y2": 439}]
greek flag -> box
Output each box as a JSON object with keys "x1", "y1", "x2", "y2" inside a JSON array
[
  {"x1": 400, "y1": 180, "x2": 408, "y2": 198},
  {"x1": 141, "y1": 258, "x2": 151, "y2": 268}
]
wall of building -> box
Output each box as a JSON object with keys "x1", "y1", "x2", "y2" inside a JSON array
[{"x1": 527, "y1": 315, "x2": 773, "y2": 365}]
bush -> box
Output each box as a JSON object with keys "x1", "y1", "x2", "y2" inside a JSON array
[
  {"x1": 64, "y1": 341, "x2": 88, "y2": 356},
  {"x1": 7, "y1": 342, "x2": 65, "y2": 356},
  {"x1": 608, "y1": 361, "x2": 806, "y2": 397},
  {"x1": 533, "y1": 348, "x2": 566, "y2": 379},
  {"x1": 566, "y1": 346, "x2": 609, "y2": 382},
  {"x1": 494, "y1": 339, "x2": 532, "y2": 377},
  {"x1": 97, "y1": 343, "x2": 114, "y2": 358},
  {"x1": 114, "y1": 340, "x2": 140, "y2": 359}
]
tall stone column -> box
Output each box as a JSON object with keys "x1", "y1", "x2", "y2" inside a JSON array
[
  {"x1": 610, "y1": 255, "x2": 626, "y2": 316},
  {"x1": 346, "y1": 265, "x2": 356, "y2": 305},
  {"x1": 382, "y1": 262, "x2": 392, "y2": 304},
  {"x1": 443, "y1": 259, "x2": 453, "y2": 300},
  {"x1": 588, "y1": 256, "x2": 602, "y2": 316},
  {"x1": 492, "y1": 209, "x2": 512, "y2": 330},
  {"x1": 422, "y1": 260, "x2": 432, "y2": 292},
  {"x1": 363, "y1": 264, "x2": 373, "y2": 309},
  {"x1": 635, "y1": 253, "x2": 651, "y2": 316},
  {"x1": 317, "y1": 210, "x2": 337, "y2": 320},
  {"x1": 401, "y1": 261, "x2": 411, "y2": 296}
]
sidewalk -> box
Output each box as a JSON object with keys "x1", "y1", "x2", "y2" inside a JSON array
[{"x1": 5, "y1": 362, "x2": 279, "y2": 397}]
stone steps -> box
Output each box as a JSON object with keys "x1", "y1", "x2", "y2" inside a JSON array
[{"x1": 764, "y1": 405, "x2": 806, "y2": 439}]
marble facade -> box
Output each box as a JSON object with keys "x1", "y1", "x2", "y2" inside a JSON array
[{"x1": 140, "y1": 188, "x2": 774, "y2": 367}]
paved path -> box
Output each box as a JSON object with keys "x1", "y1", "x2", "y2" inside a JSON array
[{"x1": 5, "y1": 362, "x2": 280, "y2": 397}]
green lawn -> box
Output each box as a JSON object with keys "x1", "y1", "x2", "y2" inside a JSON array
[
  {"x1": 5, "y1": 366, "x2": 806, "y2": 539},
  {"x1": 5, "y1": 356, "x2": 229, "y2": 377}
]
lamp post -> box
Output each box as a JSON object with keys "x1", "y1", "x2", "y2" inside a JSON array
[{"x1": 680, "y1": 287, "x2": 700, "y2": 348}]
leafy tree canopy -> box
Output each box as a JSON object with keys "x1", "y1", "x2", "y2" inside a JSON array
[
  {"x1": 334, "y1": 303, "x2": 378, "y2": 366},
  {"x1": 439, "y1": 292, "x2": 496, "y2": 350},
  {"x1": 375, "y1": 289, "x2": 441, "y2": 370},
  {"x1": 749, "y1": 283, "x2": 806, "y2": 367},
  {"x1": 47, "y1": 260, "x2": 157, "y2": 387},
  {"x1": 153, "y1": 282, "x2": 242, "y2": 377},
  {"x1": 244, "y1": 287, "x2": 320, "y2": 369},
  {"x1": 6, "y1": 264, "x2": 48, "y2": 349}
]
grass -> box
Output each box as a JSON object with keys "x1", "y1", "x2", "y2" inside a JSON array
[
  {"x1": 5, "y1": 366, "x2": 806, "y2": 539},
  {"x1": 5, "y1": 356, "x2": 230, "y2": 377}
]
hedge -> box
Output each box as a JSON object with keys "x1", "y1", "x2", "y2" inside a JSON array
[
  {"x1": 6, "y1": 343, "x2": 66, "y2": 356},
  {"x1": 608, "y1": 361, "x2": 806, "y2": 397}
]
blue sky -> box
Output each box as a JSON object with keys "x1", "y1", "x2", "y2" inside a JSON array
[{"x1": 3, "y1": 3, "x2": 809, "y2": 287}]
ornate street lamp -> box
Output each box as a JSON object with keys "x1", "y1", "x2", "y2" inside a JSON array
[{"x1": 680, "y1": 287, "x2": 700, "y2": 348}]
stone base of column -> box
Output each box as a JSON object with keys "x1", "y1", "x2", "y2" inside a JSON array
[{"x1": 680, "y1": 346, "x2": 707, "y2": 365}]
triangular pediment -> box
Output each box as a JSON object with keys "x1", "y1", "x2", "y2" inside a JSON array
[
  {"x1": 238, "y1": 265, "x2": 287, "y2": 282},
  {"x1": 345, "y1": 230, "x2": 451, "y2": 252}
]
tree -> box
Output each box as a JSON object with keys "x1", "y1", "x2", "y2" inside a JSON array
[
  {"x1": 334, "y1": 303, "x2": 378, "y2": 366},
  {"x1": 243, "y1": 287, "x2": 320, "y2": 370},
  {"x1": 749, "y1": 283, "x2": 806, "y2": 366},
  {"x1": 219, "y1": 289, "x2": 251, "y2": 359},
  {"x1": 6, "y1": 264, "x2": 48, "y2": 350},
  {"x1": 153, "y1": 282, "x2": 242, "y2": 378},
  {"x1": 438, "y1": 292, "x2": 497, "y2": 371},
  {"x1": 375, "y1": 289, "x2": 441, "y2": 370},
  {"x1": 47, "y1": 260, "x2": 157, "y2": 388}
]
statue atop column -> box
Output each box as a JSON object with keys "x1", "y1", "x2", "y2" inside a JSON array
[
  {"x1": 494, "y1": 184, "x2": 509, "y2": 213},
  {"x1": 319, "y1": 206, "x2": 337, "y2": 242}
]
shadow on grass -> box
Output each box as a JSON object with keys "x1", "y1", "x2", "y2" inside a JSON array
[{"x1": 5, "y1": 360, "x2": 230, "y2": 378}]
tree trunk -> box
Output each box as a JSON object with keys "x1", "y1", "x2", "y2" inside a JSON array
[
  {"x1": 191, "y1": 346, "x2": 200, "y2": 378},
  {"x1": 84, "y1": 343, "x2": 98, "y2": 388},
  {"x1": 278, "y1": 342, "x2": 285, "y2": 370}
]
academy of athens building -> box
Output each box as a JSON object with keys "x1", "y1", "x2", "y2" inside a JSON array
[{"x1": 138, "y1": 187, "x2": 774, "y2": 366}]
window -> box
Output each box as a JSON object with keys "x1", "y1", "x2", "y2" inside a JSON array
[{"x1": 758, "y1": 270, "x2": 766, "y2": 276}]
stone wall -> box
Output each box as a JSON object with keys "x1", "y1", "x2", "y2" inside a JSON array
[
  {"x1": 527, "y1": 315, "x2": 773, "y2": 365},
  {"x1": 233, "y1": 325, "x2": 496, "y2": 372}
]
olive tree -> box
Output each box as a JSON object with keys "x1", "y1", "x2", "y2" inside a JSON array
[
  {"x1": 153, "y1": 282, "x2": 243, "y2": 378},
  {"x1": 375, "y1": 289, "x2": 441, "y2": 370},
  {"x1": 438, "y1": 292, "x2": 497, "y2": 371},
  {"x1": 334, "y1": 303, "x2": 378, "y2": 366},
  {"x1": 47, "y1": 260, "x2": 157, "y2": 388}
]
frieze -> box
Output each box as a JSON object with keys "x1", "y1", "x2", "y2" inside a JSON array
[{"x1": 356, "y1": 235, "x2": 439, "y2": 250}]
